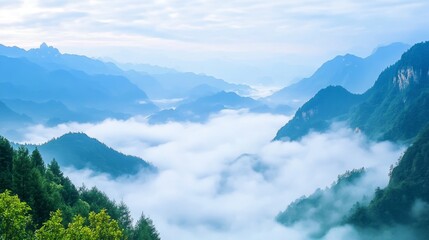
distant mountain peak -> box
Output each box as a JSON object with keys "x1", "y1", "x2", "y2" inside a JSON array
[
  {"x1": 329, "y1": 53, "x2": 360, "y2": 63},
  {"x1": 40, "y1": 42, "x2": 49, "y2": 48},
  {"x1": 371, "y1": 42, "x2": 410, "y2": 56},
  {"x1": 343, "y1": 53, "x2": 359, "y2": 59},
  {"x1": 57, "y1": 131, "x2": 89, "y2": 139},
  {"x1": 32, "y1": 42, "x2": 61, "y2": 56}
]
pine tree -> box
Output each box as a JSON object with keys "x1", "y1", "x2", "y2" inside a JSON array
[
  {"x1": 62, "y1": 176, "x2": 79, "y2": 206},
  {"x1": 29, "y1": 168, "x2": 54, "y2": 226},
  {"x1": 47, "y1": 159, "x2": 63, "y2": 184},
  {"x1": 132, "y1": 213, "x2": 161, "y2": 240},
  {"x1": 12, "y1": 147, "x2": 33, "y2": 204},
  {"x1": 118, "y1": 201, "x2": 134, "y2": 239},
  {"x1": 31, "y1": 148, "x2": 45, "y2": 174},
  {"x1": 0, "y1": 136, "x2": 13, "y2": 192}
]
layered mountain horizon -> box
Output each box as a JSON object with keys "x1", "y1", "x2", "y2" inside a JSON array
[
  {"x1": 3, "y1": 2, "x2": 427, "y2": 240},
  {"x1": 2, "y1": 40, "x2": 429, "y2": 240},
  {"x1": 275, "y1": 41, "x2": 429, "y2": 143},
  {"x1": 265, "y1": 42, "x2": 410, "y2": 108}
]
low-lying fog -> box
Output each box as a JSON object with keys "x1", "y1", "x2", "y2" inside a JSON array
[{"x1": 15, "y1": 110, "x2": 404, "y2": 239}]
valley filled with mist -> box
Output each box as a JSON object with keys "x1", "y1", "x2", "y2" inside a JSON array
[{"x1": 1, "y1": 1, "x2": 429, "y2": 239}]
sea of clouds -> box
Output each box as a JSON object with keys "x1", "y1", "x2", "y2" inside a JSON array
[{"x1": 15, "y1": 110, "x2": 405, "y2": 240}]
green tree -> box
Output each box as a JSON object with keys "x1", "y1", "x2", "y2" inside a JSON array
[
  {"x1": 31, "y1": 148, "x2": 45, "y2": 174},
  {"x1": 0, "y1": 190, "x2": 32, "y2": 240},
  {"x1": 35, "y1": 210, "x2": 65, "y2": 240},
  {"x1": 0, "y1": 136, "x2": 13, "y2": 192},
  {"x1": 71, "y1": 199, "x2": 90, "y2": 218},
  {"x1": 80, "y1": 187, "x2": 120, "y2": 220},
  {"x1": 12, "y1": 147, "x2": 33, "y2": 204},
  {"x1": 47, "y1": 159, "x2": 63, "y2": 185},
  {"x1": 132, "y1": 213, "x2": 160, "y2": 240},
  {"x1": 0, "y1": 135, "x2": 161, "y2": 240},
  {"x1": 118, "y1": 201, "x2": 133, "y2": 239},
  {"x1": 62, "y1": 177, "x2": 79, "y2": 206},
  {"x1": 65, "y1": 215, "x2": 93, "y2": 240},
  {"x1": 89, "y1": 209, "x2": 123, "y2": 240},
  {"x1": 29, "y1": 167, "x2": 54, "y2": 226}
]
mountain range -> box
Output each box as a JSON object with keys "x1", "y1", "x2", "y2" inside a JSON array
[
  {"x1": 0, "y1": 43, "x2": 251, "y2": 102},
  {"x1": 0, "y1": 42, "x2": 413, "y2": 131},
  {"x1": 126, "y1": 69, "x2": 252, "y2": 100},
  {"x1": 0, "y1": 43, "x2": 261, "y2": 130},
  {"x1": 3, "y1": 40, "x2": 429, "y2": 239},
  {"x1": 275, "y1": 41, "x2": 429, "y2": 143},
  {"x1": 275, "y1": 41, "x2": 429, "y2": 239},
  {"x1": 148, "y1": 91, "x2": 292, "y2": 124},
  {"x1": 0, "y1": 101, "x2": 33, "y2": 134},
  {"x1": 266, "y1": 42, "x2": 409, "y2": 108},
  {"x1": 0, "y1": 53, "x2": 156, "y2": 123}
]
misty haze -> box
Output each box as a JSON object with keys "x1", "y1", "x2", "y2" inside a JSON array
[{"x1": 1, "y1": 1, "x2": 429, "y2": 240}]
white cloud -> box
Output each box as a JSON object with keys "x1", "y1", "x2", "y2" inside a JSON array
[{"x1": 17, "y1": 110, "x2": 405, "y2": 240}]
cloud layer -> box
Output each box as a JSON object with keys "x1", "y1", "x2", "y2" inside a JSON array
[{"x1": 15, "y1": 111, "x2": 404, "y2": 239}]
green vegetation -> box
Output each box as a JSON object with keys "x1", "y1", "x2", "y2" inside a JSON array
[
  {"x1": 347, "y1": 125, "x2": 429, "y2": 238},
  {"x1": 0, "y1": 135, "x2": 160, "y2": 239},
  {"x1": 274, "y1": 41, "x2": 429, "y2": 239},
  {"x1": 0, "y1": 190, "x2": 32, "y2": 240},
  {"x1": 349, "y1": 41, "x2": 429, "y2": 142},
  {"x1": 277, "y1": 123, "x2": 429, "y2": 239},
  {"x1": 275, "y1": 41, "x2": 429, "y2": 143},
  {"x1": 276, "y1": 168, "x2": 367, "y2": 237},
  {"x1": 274, "y1": 86, "x2": 364, "y2": 141}
]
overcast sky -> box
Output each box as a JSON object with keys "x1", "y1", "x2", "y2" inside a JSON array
[{"x1": 1, "y1": 0, "x2": 429, "y2": 86}]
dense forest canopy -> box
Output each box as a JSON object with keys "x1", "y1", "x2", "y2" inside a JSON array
[{"x1": 0, "y1": 135, "x2": 160, "y2": 240}]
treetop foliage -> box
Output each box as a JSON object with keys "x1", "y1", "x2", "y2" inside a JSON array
[{"x1": 0, "y1": 135, "x2": 161, "y2": 239}]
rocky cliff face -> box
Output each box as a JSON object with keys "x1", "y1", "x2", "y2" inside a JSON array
[{"x1": 393, "y1": 67, "x2": 421, "y2": 91}]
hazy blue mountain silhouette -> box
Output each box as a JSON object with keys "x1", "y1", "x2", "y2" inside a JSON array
[
  {"x1": 0, "y1": 54, "x2": 157, "y2": 119},
  {"x1": 0, "y1": 100, "x2": 32, "y2": 126},
  {"x1": 126, "y1": 70, "x2": 252, "y2": 100},
  {"x1": 0, "y1": 43, "x2": 252, "y2": 102},
  {"x1": 119, "y1": 62, "x2": 176, "y2": 75},
  {"x1": 23, "y1": 132, "x2": 155, "y2": 177},
  {"x1": 1, "y1": 99, "x2": 127, "y2": 126},
  {"x1": 0, "y1": 100, "x2": 33, "y2": 140},
  {"x1": 0, "y1": 43, "x2": 123, "y2": 76},
  {"x1": 267, "y1": 43, "x2": 409, "y2": 108},
  {"x1": 149, "y1": 91, "x2": 292, "y2": 124}
]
